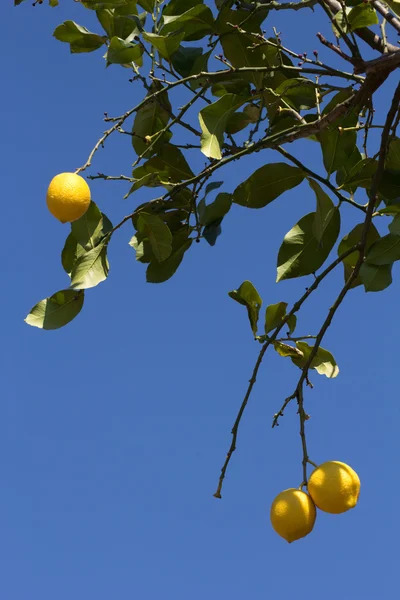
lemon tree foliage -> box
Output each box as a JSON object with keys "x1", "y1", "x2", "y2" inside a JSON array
[{"x1": 19, "y1": 0, "x2": 400, "y2": 517}]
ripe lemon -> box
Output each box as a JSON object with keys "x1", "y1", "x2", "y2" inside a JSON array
[
  {"x1": 270, "y1": 488, "x2": 316, "y2": 543},
  {"x1": 46, "y1": 172, "x2": 91, "y2": 223},
  {"x1": 307, "y1": 461, "x2": 360, "y2": 514}
]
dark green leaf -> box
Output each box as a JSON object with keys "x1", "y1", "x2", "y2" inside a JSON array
[
  {"x1": 341, "y1": 158, "x2": 377, "y2": 193},
  {"x1": 318, "y1": 89, "x2": 358, "y2": 175},
  {"x1": 359, "y1": 262, "x2": 393, "y2": 292},
  {"x1": 198, "y1": 192, "x2": 232, "y2": 226},
  {"x1": 61, "y1": 233, "x2": 85, "y2": 275},
  {"x1": 53, "y1": 21, "x2": 106, "y2": 53},
  {"x1": 337, "y1": 222, "x2": 379, "y2": 288},
  {"x1": 365, "y1": 233, "x2": 400, "y2": 265},
  {"x1": 203, "y1": 219, "x2": 223, "y2": 246},
  {"x1": 287, "y1": 314, "x2": 297, "y2": 335},
  {"x1": 275, "y1": 78, "x2": 319, "y2": 111},
  {"x1": 265, "y1": 301, "x2": 288, "y2": 333},
  {"x1": 277, "y1": 209, "x2": 340, "y2": 281},
  {"x1": 146, "y1": 232, "x2": 192, "y2": 283},
  {"x1": 25, "y1": 290, "x2": 84, "y2": 330},
  {"x1": 386, "y1": 137, "x2": 400, "y2": 171},
  {"x1": 308, "y1": 179, "x2": 336, "y2": 243},
  {"x1": 379, "y1": 170, "x2": 400, "y2": 201},
  {"x1": 228, "y1": 280, "x2": 262, "y2": 337},
  {"x1": 233, "y1": 163, "x2": 305, "y2": 209},
  {"x1": 389, "y1": 215, "x2": 400, "y2": 235},
  {"x1": 132, "y1": 82, "x2": 171, "y2": 156},
  {"x1": 136, "y1": 212, "x2": 172, "y2": 262},
  {"x1": 336, "y1": 146, "x2": 363, "y2": 188},
  {"x1": 132, "y1": 143, "x2": 194, "y2": 184}
]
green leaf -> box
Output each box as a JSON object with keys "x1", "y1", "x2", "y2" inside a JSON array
[
  {"x1": 348, "y1": 4, "x2": 378, "y2": 30},
  {"x1": 161, "y1": 4, "x2": 215, "y2": 41},
  {"x1": 228, "y1": 280, "x2": 262, "y2": 337},
  {"x1": 379, "y1": 170, "x2": 400, "y2": 201},
  {"x1": 308, "y1": 179, "x2": 336, "y2": 243},
  {"x1": 53, "y1": 21, "x2": 106, "y2": 53},
  {"x1": 378, "y1": 204, "x2": 400, "y2": 216},
  {"x1": 233, "y1": 163, "x2": 305, "y2": 209},
  {"x1": 142, "y1": 31, "x2": 185, "y2": 61},
  {"x1": 265, "y1": 301, "x2": 288, "y2": 333},
  {"x1": 25, "y1": 290, "x2": 84, "y2": 330},
  {"x1": 136, "y1": 213, "x2": 172, "y2": 262},
  {"x1": 70, "y1": 243, "x2": 109, "y2": 290},
  {"x1": 124, "y1": 173, "x2": 161, "y2": 197},
  {"x1": 203, "y1": 219, "x2": 223, "y2": 246},
  {"x1": 132, "y1": 143, "x2": 194, "y2": 184},
  {"x1": 146, "y1": 231, "x2": 192, "y2": 283},
  {"x1": 389, "y1": 215, "x2": 400, "y2": 235},
  {"x1": 84, "y1": 1, "x2": 136, "y2": 8},
  {"x1": 129, "y1": 231, "x2": 156, "y2": 263},
  {"x1": 199, "y1": 94, "x2": 247, "y2": 159},
  {"x1": 291, "y1": 342, "x2": 339, "y2": 378},
  {"x1": 61, "y1": 233, "x2": 85, "y2": 275},
  {"x1": 137, "y1": 0, "x2": 155, "y2": 10},
  {"x1": 318, "y1": 89, "x2": 358, "y2": 176},
  {"x1": 337, "y1": 222, "x2": 379, "y2": 288},
  {"x1": 275, "y1": 78, "x2": 320, "y2": 111},
  {"x1": 287, "y1": 314, "x2": 297, "y2": 335},
  {"x1": 171, "y1": 46, "x2": 203, "y2": 77},
  {"x1": 198, "y1": 192, "x2": 232, "y2": 226},
  {"x1": 106, "y1": 37, "x2": 144, "y2": 66},
  {"x1": 277, "y1": 209, "x2": 340, "y2": 281},
  {"x1": 340, "y1": 158, "x2": 377, "y2": 193},
  {"x1": 274, "y1": 341, "x2": 303, "y2": 358},
  {"x1": 97, "y1": 9, "x2": 142, "y2": 39},
  {"x1": 70, "y1": 202, "x2": 111, "y2": 250},
  {"x1": 225, "y1": 104, "x2": 260, "y2": 134},
  {"x1": 386, "y1": 137, "x2": 400, "y2": 171},
  {"x1": 132, "y1": 82, "x2": 171, "y2": 156},
  {"x1": 365, "y1": 233, "x2": 400, "y2": 266},
  {"x1": 359, "y1": 262, "x2": 393, "y2": 292},
  {"x1": 336, "y1": 146, "x2": 363, "y2": 188},
  {"x1": 219, "y1": 8, "x2": 270, "y2": 89},
  {"x1": 386, "y1": 0, "x2": 400, "y2": 16}
]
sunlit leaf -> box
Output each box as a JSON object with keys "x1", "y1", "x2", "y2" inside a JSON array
[
  {"x1": 265, "y1": 302, "x2": 288, "y2": 333},
  {"x1": 25, "y1": 290, "x2": 84, "y2": 330},
  {"x1": 277, "y1": 209, "x2": 340, "y2": 281},
  {"x1": 53, "y1": 21, "x2": 106, "y2": 53},
  {"x1": 228, "y1": 280, "x2": 262, "y2": 337}
]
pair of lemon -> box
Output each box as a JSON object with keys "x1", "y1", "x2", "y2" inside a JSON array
[{"x1": 271, "y1": 461, "x2": 360, "y2": 543}]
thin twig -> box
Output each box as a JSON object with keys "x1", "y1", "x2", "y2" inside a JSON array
[{"x1": 213, "y1": 244, "x2": 359, "y2": 498}]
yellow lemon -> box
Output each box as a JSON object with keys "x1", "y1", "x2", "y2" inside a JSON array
[
  {"x1": 270, "y1": 488, "x2": 316, "y2": 543},
  {"x1": 46, "y1": 172, "x2": 91, "y2": 223},
  {"x1": 308, "y1": 461, "x2": 360, "y2": 514}
]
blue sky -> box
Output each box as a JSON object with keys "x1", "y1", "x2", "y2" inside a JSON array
[{"x1": 2, "y1": 2, "x2": 399, "y2": 598}]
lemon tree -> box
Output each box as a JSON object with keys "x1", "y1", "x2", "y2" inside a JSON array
[{"x1": 16, "y1": 0, "x2": 400, "y2": 539}]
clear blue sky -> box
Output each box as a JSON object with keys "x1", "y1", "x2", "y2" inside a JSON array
[{"x1": 2, "y1": 2, "x2": 399, "y2": 599}]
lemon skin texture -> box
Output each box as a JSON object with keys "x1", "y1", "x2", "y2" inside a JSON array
[
  {"x1": 46, "y1": 172, "x2": 91, "y2": 223},
  {"x1": 308, "y1": 461, "x2": 360, "y2": 514},
  {"x1": 270, "y1": 488, "x2": 316, "y2": 543}
]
